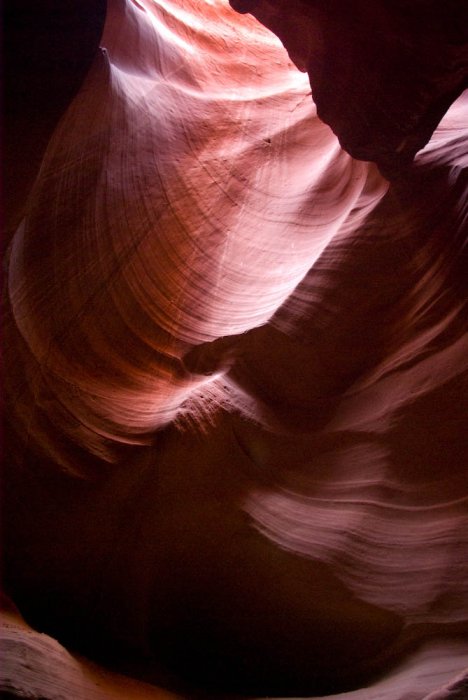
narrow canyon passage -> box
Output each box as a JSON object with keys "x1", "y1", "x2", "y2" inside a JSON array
[{"x1": 2, "y1": 1, "x2": 468, "y2": 698}]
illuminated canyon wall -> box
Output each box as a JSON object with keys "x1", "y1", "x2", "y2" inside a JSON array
[{"x1": 3, "y1": 0, "x2": 468, "y2": 698}]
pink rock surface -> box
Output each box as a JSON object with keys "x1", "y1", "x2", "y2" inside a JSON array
[
  {"x1": 229, "y1": 0, "x2": 468, "y2": 177},
  {"x1": 3, "y1": 0, "x2": 468, "y2": 698},
  {"x1": 0, "y1": 603, "x2": 181, "y2": 699}
]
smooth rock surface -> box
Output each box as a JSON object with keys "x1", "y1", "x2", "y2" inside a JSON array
[
  {"x1": 230, "y1": 0, "x2": 468, "y2": 177},
  {"x1": 3, "y1": 0, "x2": 468, "y2": 698}
]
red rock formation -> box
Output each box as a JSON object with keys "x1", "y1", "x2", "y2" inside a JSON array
[
  {"x1": 3, "y1": 0, "x2": 468, "y2": 698},
  {"x1": 230, "y1": 0, "x2": 468, "y2": 177},
  {"x1": 0, "y1": 600, "x2": 181, "y2": 700}
]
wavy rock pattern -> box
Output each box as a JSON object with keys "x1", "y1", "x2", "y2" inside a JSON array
[
  {"x1": 6, "y1": 0, "x2": 388, "y2": 472},
  {"x1": 1, "y1": 603, "x2": 467, "y2": 700},
  {"x1": 0, "y1": 602, "x2": 180, "y2": 700},
  {"x1": 3, "y1": 0, "x2": 468, "y2": 698},
  {"x1": 230, "y1": 0, "x2": 468, "y2": 177}
]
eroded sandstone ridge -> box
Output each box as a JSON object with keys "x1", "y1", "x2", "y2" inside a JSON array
[
  {"x1": 230, "y1": 0, "x2": 468, "y2": 177},
  {"x1": 3, "y1": 0, "x2": 468, "y2": 698}
]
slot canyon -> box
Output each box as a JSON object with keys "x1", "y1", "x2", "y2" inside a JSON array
[{"x1": 2, "y1": 1, "x2": 468, "y2": 698}]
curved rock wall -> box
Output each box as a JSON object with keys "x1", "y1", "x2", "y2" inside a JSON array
[
  {"x1": 230, "y1": 0, "x2": 468, "y2": 177},
  {"x1": 3, "y1": 0, "x2": 468, "y2": 698}
]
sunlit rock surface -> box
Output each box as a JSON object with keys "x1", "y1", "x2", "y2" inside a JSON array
[
  {"x1": 230, "y1": 0, "x2": 468, "y2": 177},
  {"x1": 3, "y1": 0, "x2": 468, "y2": 698}
]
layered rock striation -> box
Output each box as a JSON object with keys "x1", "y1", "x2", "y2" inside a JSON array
[{"x1": 3, "y1": 0, "x2": 468, "y2": 698}]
